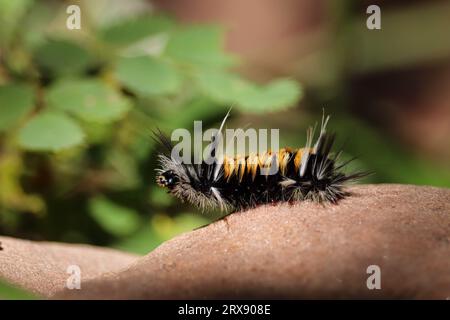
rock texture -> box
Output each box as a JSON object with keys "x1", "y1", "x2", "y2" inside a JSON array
[
  {"x1": 0, "y1": 236, "x2": 138, "y2": 297},
  {"x1": 1, "y1": 184, "x2": 449, "y2": 299}
]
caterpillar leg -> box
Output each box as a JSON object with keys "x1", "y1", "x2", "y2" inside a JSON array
[{"x1": 193, "y1": 211, "x2": 234, "y2": 231}]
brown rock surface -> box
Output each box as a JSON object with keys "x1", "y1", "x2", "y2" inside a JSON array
[
  {"x1": 1, "y1": 184, "x2": 449, "y2": 299},
  {"x1": 0, "y1": 236, "x2": 138, "y2": 297}
]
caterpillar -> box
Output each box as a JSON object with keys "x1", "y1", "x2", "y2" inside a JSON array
[{"x1": 154, "y1": 112, "x2": 367, "y2": 212}]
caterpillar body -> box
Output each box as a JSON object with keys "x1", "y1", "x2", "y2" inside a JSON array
[{"x1": 155, "y1": 113, "x2": 366, "y2": 212}]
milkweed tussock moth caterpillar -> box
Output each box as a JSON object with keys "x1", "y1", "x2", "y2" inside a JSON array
[{"x1": 154, "y1": 112, "x2": 367, "y2": 212}]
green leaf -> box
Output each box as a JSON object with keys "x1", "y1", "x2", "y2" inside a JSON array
[
  {"x1": 165, "y1": 25, "x2": 236, "y2": 68},
  {"x1": 100, "y1": 15, "x2": 174, "y2": 46},
  {"x1": 34, "y1": 40, "x2": 92, "y2": 75},
  {"x1": 18, "y1": 111, "x2": 84, "y2": 151},
  {"x1": 116, "y1": 56, "x2": 182, "y2": 96},
  {"x1": 195, "y1": 71, "x2": 252, "y2": 102},
  {"x1": 196, "y1": 71, "x2": 302, "y2": 112},
  {"x1": 89, "y1": 197, "x2": 141, "y2": 237},
  {"x1": 0, "y1": 280, "x2": 36, "y2": 300},
  {"x1": 21, "y1": 1, "x2": 57, "y2": 49},
  {"x1": 236, "y1": 79, "x2": 303, "y2": 112},
  {"x1": 46, "y1": 79, "x2": 130, "y2": 123},
  {"x1": 0, "y1": 0, "x2": 33, "y2": 46},
  {"x1": 0, "y1": 83, "x2": 34, "y2": 131}
]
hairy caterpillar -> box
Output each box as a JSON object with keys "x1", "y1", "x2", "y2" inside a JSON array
[{"x1": 154, "y1": 112, "x2": 366, "y2": 212}]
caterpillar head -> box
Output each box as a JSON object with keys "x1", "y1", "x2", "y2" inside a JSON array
[
  {"x1": 155, "y1": 156, "x2": 187, "y2": 195},
  {"x1": 156, "y1": 155, "x2": 227, "y2": 211},
  {"x1": 156, "y1": 170, "x2": 179, "y2": 190}
]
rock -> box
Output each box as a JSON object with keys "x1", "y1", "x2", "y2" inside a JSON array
[
  {"x1": 1, "y1": 184, "x2": 449, "y2": 299},
  {"x1": 0, "y1": 236, "x2": 138, "y2": 297},
  {"x1": 56, "y1": 184, "x2": 450, "y2": 299}
]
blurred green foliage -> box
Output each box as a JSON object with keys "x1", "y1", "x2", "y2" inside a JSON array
[
  {"x1": 0, "y1": 0, "x2": 301, "y2": 254},
  {"x1": 0, "y1": 279, "x2": 36, "y2": 300}
]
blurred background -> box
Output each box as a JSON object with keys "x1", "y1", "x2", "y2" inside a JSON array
[{"x1": 0, "y1": 0, "x2": 449, "y2": 257}]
